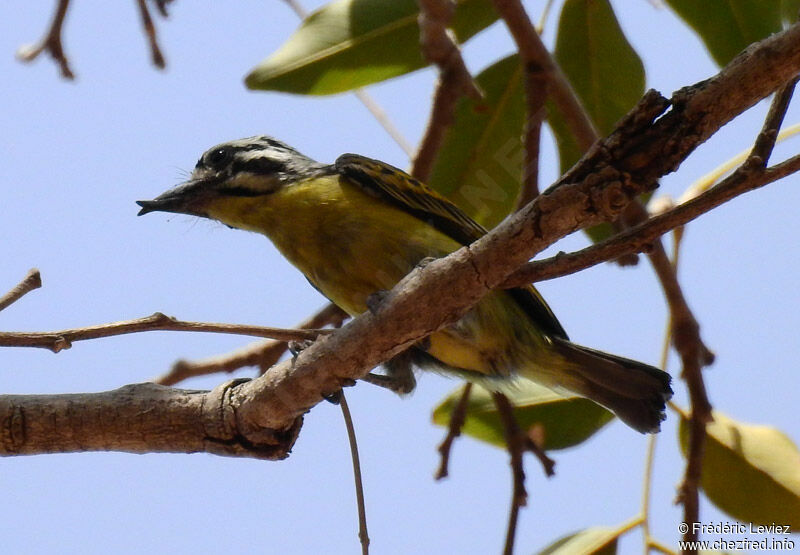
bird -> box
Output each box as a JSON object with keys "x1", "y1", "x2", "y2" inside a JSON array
[{"x1": 137, "y1": 135, "x2": 672, "y2": 433}]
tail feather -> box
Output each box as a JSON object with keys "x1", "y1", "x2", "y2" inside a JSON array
[{"x1": 551, "y1": 338, "x2": 673, "y2": 434}]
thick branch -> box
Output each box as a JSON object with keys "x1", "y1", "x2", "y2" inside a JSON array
[{"x1": 0, "y1": 381, "x2": 301, "y2": 459}]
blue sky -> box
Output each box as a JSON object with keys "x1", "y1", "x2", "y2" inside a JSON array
[{"x1": 2, "y1": 1, "x2": 798, "y2": 553}]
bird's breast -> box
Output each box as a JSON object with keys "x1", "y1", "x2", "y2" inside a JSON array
[{"x1": 256, "y1": 176, "x2": 462, "y2": 315}]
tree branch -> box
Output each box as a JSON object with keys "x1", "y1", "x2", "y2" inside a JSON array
[
  {"x1": 503, "y1": 148, "x2": 800, "y2": 287},
  {"x1": 491, "y1": 0, "x2": 598, "y2": 151},
  {"x1": 492, "y1": 392, "x2": 526, "y2": 555},
  {"x1": 17, "y1": 0, "x2": 172, "y2": 78},
  {"x1": 154, "y1": 304, "x2": 347, "y2": 386},
  {"x1": 0, "y1": 381, "x2": 301, "y2": 459},
  {"x1": 0, "y1": 312, "x2": 329, "y2": 352},
  {"x1": 0, "y1": 269, "x2": 42, "y2": 313},
  {"x1": 339, "y1": 392, "x2": 370, "y2": 555},
  {"x1": 514, "y1": 63, "x2": 547, "y2": 209},
  {"x1": 435, "y1": 382, "x2": 472, "y2": 480},
  {"x1": 16, "y1": 0, "x2": 75, "y2": 79},
  {"x1": 135, "y1": 0, "x2": 166, "y2": 69},
  {"x1": 417, "y1": 0, "x2": 481, "y2": 101},
  {"x1": 412, "y1": 0, "x2": 482, "y2": 181}
]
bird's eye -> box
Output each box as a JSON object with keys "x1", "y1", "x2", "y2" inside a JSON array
[{"x1": 206, "y1": 147, "x2": 231, "y2": 169}]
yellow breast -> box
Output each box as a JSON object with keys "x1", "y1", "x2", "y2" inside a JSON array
[{"x1": 207, "y1": 174, "x2": 462, "y2": 315}]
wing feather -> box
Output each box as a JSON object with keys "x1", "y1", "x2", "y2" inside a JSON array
[{"x1": 335, "y1": 154, "x2": 568, "y2": 340}]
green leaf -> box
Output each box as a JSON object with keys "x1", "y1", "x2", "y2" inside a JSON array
[
  {"x1": 679, "y1": 411, "x2": 800, "y2": 526},
  {"x1": 665, "y1": 0, "x2": 782, "y2": 66},
  {"x1": 245, "y1": 0, "x2": 497, "y2": 95},
  {"x1": 537, "y1": 527, "x2": 619, "y2": 555},
  {"x1": 426, "y1": 55, "x2": 525, "y2": 228},
  {"x1": 432, "y1": 382, "x2": 613, "y2": 451},
  {"x1": 549, "y1": 0, "x2": 645, "y2": 242}
]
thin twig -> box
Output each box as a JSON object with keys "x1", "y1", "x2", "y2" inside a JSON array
[
  {"x1": 135, "y1": 0, "x2": 166, "y2": 69},
  {"x1": 339, "y1": 392, "x2": 370, "y2": 555},
  {"x1": 353, "y1": 91, "x2": 415, "y2": 157},
  {"x1": 411, "y1": 82, "x2": 462, "y2": 181},
  {"x1": 282, "y1": 0, "x2": 413, "y2": 157},
  {"x1": 502, "y1": 148, "x2": 800, "y2": 288},
  {"x1": 412, "y1": 0, "x2": 483, "y2": 181},
  {"x1": 534, "y1": 0, "x2": 556, "y2": 33},
  {"x1": 16, "y1": 0, "x2": 75, "y2": 79},
  {"x1": 514, "y1": 62, "x2": 548, "y2": 209},
  {"x1": 749, "y1": 77, "x2": 799, "y2": 164},
  {"x1": 0, "y1": 269, "x2": 42, "y2": 313},
  {"x1": 641, "y1": 435, "x2": 658, "y2": 545},
  {"x1": 491, "y1": 392, "x2": 527, "y2": 555},
  {"x1": 417, "y1": 0, "x2": 482, "y2": 102},
  {"x1": 435, "y1": 382, "x2": 472, "y2": 479},
  {"x1": 152, "y1": 0, "x2": 174, "y2": 18},
  {"x1": 411, "y1": 80, "x2": 463, "y2": 181},
  {"x1": 491, "y1": 0, "x2": 598, "y2": 151},
  {"x1": 622, "y1": 198, "x2": 715, "y2": 366},
  {"x1": 642, "y1": 230, "x2": 680, "y2": 552},
  {"x1": 156, "y1": 340, "x2": 286, "y2": 386},
  {"x1": 523, "y1": 433, "x2": 555, "y2": 477},
  {"x1": 0, "y1": 312, "x2": 331, "y2": 352},
  {"x1": 651, "y1": 539, "x2": 679, "y2": 555},
  {"x1": 154, "y1": 304, "x2": 347, "y2": 385}
]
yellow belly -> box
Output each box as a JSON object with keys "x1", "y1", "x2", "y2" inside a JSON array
[
  {"x1": 223, "y1": 175, "x2": 461, "y2": 313},
  {"x1": 206, "y1": 174, "x2": 546, "y2": 377}
]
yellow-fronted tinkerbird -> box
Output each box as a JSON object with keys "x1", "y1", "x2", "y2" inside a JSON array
[{"x1": 137, "y1": 136, "x2": 672, "y2": 433}]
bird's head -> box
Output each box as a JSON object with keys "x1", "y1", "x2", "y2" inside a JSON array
[{"x1": 137, "y1": 136, "x2": 326, "y2": 221}]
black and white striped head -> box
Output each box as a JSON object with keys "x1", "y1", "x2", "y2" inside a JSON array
[
  {"x1": 137, "y1": 136, "x2": 326, "y2": 217},
  {"x1": 193, "y1": 136, "x2": 324, "y2": 185}
]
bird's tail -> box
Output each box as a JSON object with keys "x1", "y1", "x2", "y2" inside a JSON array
[{"x1": 549, "y1": 337, "x2": 673, "y2": 433}]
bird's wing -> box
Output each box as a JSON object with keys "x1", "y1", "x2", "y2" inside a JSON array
[
  {"x1": 335, "y1": 153, "x2": 568, "y2": 340},
  {"x1": 335, "y1": 153, "x2": 487, "y2": 245}
]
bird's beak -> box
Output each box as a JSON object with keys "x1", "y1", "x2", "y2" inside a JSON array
[{"x1": 136, "y1": 179, "x2": 212, "y2": 217}]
